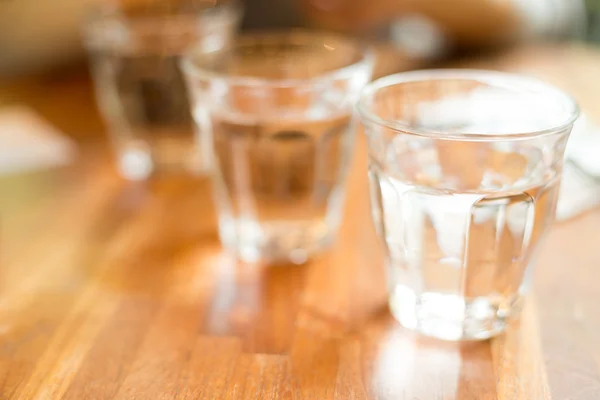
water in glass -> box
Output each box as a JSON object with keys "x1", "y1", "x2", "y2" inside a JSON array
[
  {"x1": 211, "y1": 108, "x2": 354, "y2": 263},
  {"x1": 369, "y1": 140, "x2": 561, "y2": 340}
]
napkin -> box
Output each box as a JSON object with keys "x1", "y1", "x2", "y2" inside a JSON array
[
  {"x1": 0, "y1": 106, "x2": 76, "y2": 175},
  {"x1": 557, "y1": 113, "x2": 600, "y2": 220}
]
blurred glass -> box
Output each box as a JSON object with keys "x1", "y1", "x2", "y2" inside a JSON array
[
  {"x1": 182, "y1": 31, "x2": 372, "y2": 264},
  {"x1": 84, "y1": 0, "x2": 241, "y2": 180},
  {"x1": 358, "y1": 70, "x2": 579, "y2": 340}
]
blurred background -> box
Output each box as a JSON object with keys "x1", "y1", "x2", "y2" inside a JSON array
[
  {"x1": 1, "y1": 0, "x2": 600, "y2": 174},
  {"x1": 1, "y1": 0, "x2": 599, "y2": 77}
]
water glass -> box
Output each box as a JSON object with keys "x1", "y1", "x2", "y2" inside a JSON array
[
  {"x1": 358, "y1": 70, "x2": 579, "y2": 340},
  {"x1": 182, "y1": 31, "x2": 372, "y2": 264},
  {"x1": 84, "y1": 0, "x2": 241, "y2": 180}
]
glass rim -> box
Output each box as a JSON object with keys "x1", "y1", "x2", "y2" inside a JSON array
[
  {"x1": 357, "y1": 69, "x2": 580, "y2": 141},
  {"x1": 181, "y1": 29, "x2": 374, "y2": 88}
]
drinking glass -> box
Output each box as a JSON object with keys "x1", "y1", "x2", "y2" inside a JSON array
[
  {"x1": 182, "y1": 31, "x2": 373, "y2": 264},
  {"x1": 84, "y1": 0, "x2": 241, "y2": 180},
  {"x1": 358, "y1": 70, "x2": 579, "y2": 340}
]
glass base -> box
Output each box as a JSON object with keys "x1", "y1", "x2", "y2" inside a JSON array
[
  {"x1": 389, "y1": 285, "x2": 521, "y2": 341},
  {"x1": 115, "y1": 139, "x2": 210, "y2": 180},
  {"x1": 219, "y1": 217, "x2": 334, "y2": 265}
]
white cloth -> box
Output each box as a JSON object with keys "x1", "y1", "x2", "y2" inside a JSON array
[
  {"x1": 557, "y1": 113, "x2": 600, "y2": 220},
  {"x1": 0, "y1": 106, "x2": 76, "y2": 175}
]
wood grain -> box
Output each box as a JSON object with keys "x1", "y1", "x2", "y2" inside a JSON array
[{"x1": 1, "y1": 44, "x2": 600, "y2": 399}]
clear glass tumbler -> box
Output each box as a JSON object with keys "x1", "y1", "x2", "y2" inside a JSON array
[
  {"x1": 84, "y1": 0, "x2": 241, "y2": 180},
  {"x1": 358, "y1": 70, "x2": 579, "y2": 340},
  {"x1": 182, "y1": 31, "x2": 373, "y2": 264}
]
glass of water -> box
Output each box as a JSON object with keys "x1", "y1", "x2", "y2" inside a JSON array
[
  {"x1": 182, "y1": 31, "x2": 373, "y2": 264},
  {"x1": 358, "y1": 70, "x2": 579, "y2": 340},
  {"x1": 84, "y1": 0, "x2": 241, "y2": 180}
]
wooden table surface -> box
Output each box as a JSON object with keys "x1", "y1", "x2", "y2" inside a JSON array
[{"x1": 1, "y1": 43, "x2": 600, "y2": 400}]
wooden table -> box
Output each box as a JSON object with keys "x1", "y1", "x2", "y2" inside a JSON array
[{"x1": 1, "y1": 44, "x2": 600, "y2": 399}]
